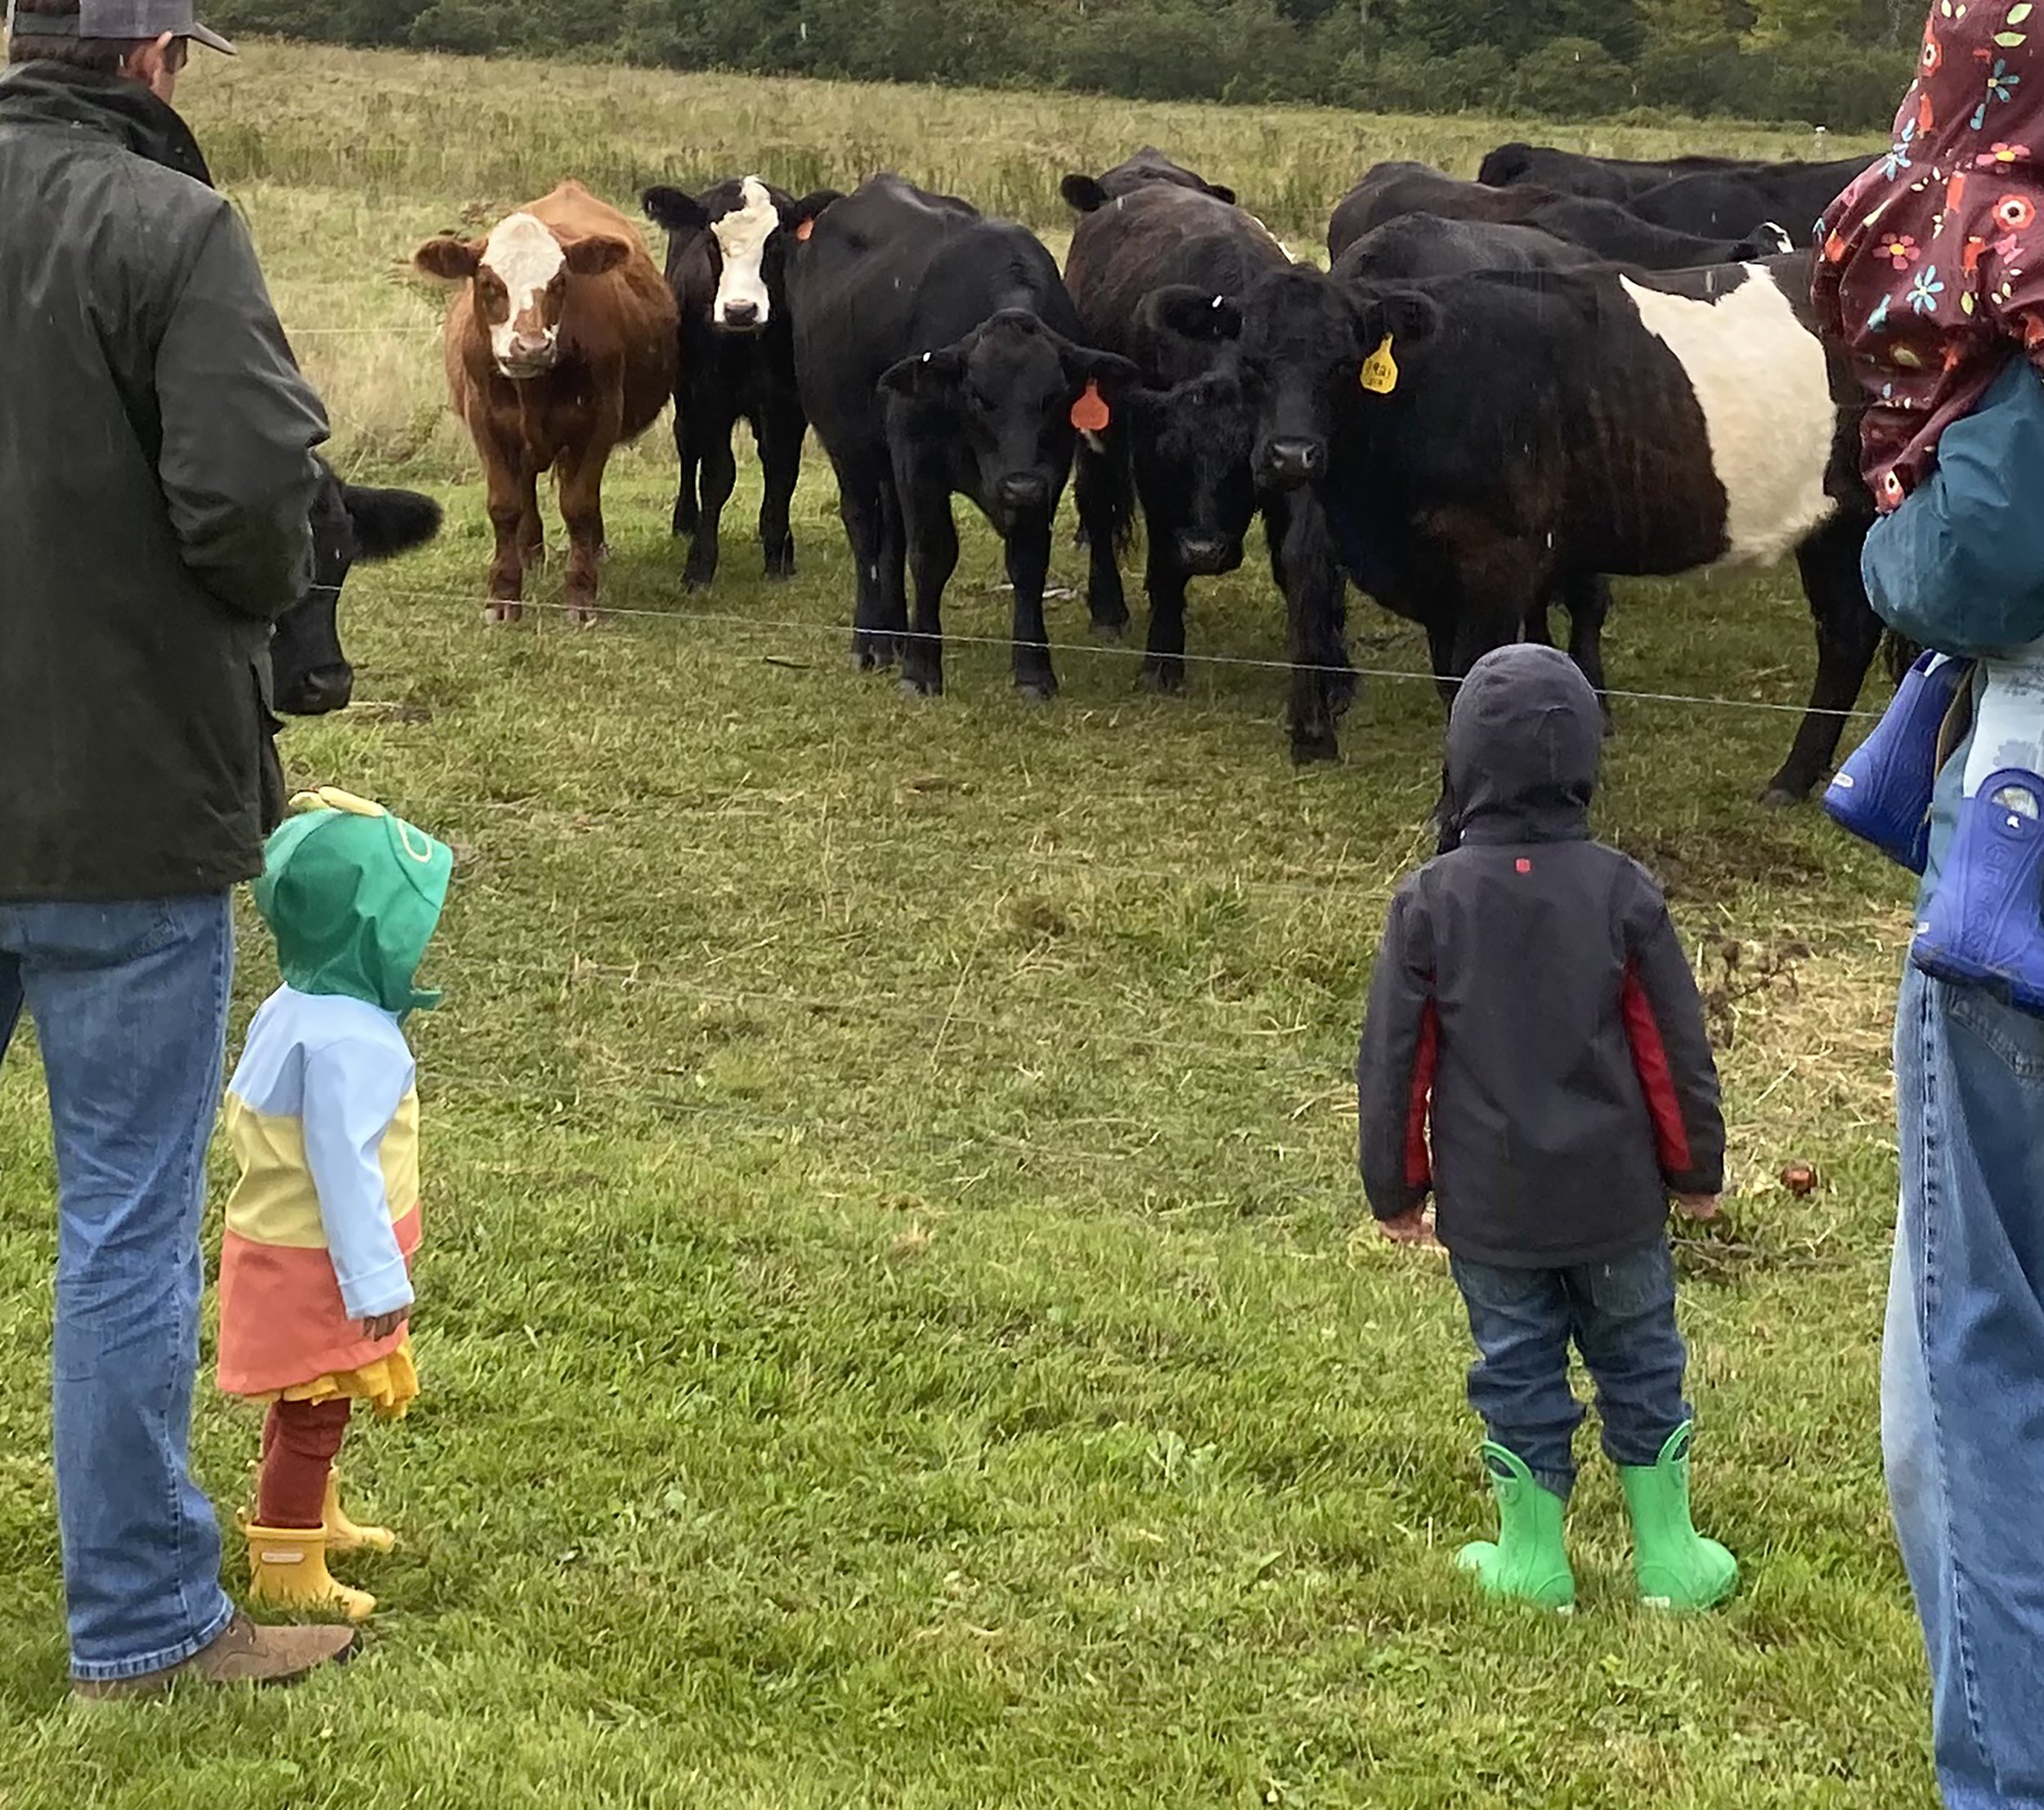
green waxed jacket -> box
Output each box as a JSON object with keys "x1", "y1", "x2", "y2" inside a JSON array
[{"x1": 0, "y1": 62, "x2": 329, "y2": 901}]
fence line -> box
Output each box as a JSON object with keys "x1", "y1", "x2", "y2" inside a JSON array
[{"x1": 359, "y1": 580, "x2": 1883, "y2": 720}]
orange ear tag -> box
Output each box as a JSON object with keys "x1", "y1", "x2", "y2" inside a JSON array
[
  {"x1": 795, "y1": 217, "x2": 814, "y2": 242},
  {"x1": 1360, "y1": 334, "x2": 1399, "y2": 396},
  {"x1": 1070, "y1": 379, "x2": 1112, "y2": 433}
]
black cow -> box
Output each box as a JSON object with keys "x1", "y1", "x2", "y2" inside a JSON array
[
  {"x1": 1478, "y1": 142, "x2": 1750, "y2": 203},
  {"x1": 1626, "y1": 157, "x2": 1873, "y2": 243},
  {"x1": 787, "y1": 173, "x2": 1140, "y2": 699},
  {"x1": 279, "y1": 459, "x2": 443, "y2": 715},
  {"x1": 1060, "y1": 146, "x2": 1238, "y2": 213},
  {"x1": 1334, "y1": 213, "x2": 1613, "y2": 699},
  {"x1": 641, "y1": 176, "x2": 840, "y2": 589},
  {"x1": 1325, "y1": 163, "x2": 1791, "y2": 267},
  {"x1": 1233, "y1": 255, "x2": 1880, "y2": 803},
  {"x1": 1062, "y1": 168, "x2": 1298, "y2": 690},
  {"x1": 1329, "y1": 164, "x2": 1791, "y2": 268}
]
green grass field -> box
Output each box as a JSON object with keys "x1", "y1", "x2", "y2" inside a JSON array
[{"x1": 0, "y1": 43, "x2": 1931, "y2": 1808}]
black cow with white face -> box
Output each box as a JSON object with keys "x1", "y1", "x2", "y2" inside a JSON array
[
  {"x1": 642, "y1": 175, "x2": 840, "y2": 589},
  {"x1": 1062, "y1": 166, "x2": 1297, "y2": 690},
  {"x1": 789, "y1": 173, "x2": 1139, "y2": 700},
  {"x1": 279, "y1": 459, "x2": 442, "y2": 715},
  {"x1": 1329, "y1": 163, "x2": 1792, "y2": 269},
  {"x1": 1233, "y1": 255, "x2": 1880, "y2": 802}
]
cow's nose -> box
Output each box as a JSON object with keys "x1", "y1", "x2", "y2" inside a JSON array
[
  {"x1": 997, "y1": 473, "x2": 1051, "y2": 513},
  {"x1": 282, "y1": 664, "x2": 354, "y2": 715},
  {"x1": 1261, "y1": 438, "x2": 1325, "y2": 486},
  {"x1": 721, "y1": 299, "x2": 760, "y2": 328},
  {"x1": 510, "y1": 331, "x2": 551, "y2": 361},
  {"x1": 1177, "y1": 535, "x2": 1232, "y2": 572}
]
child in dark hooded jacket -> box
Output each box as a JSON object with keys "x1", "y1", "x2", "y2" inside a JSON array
[{"x1": 1356, "y1": 644, "x2": 1735, "y2": 1613}]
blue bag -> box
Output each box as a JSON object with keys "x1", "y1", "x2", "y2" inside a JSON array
[{"x1": 1862, "y1": 356, "x2": 2044, "y2": 659}]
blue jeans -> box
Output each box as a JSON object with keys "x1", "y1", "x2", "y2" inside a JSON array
[
  {"x1": 1886, "y1": 964, "x2": 2044, "y2": 1809},
  {"x1": 1450, "y1": 1241, "x2": 1690, "y2": 1499},
  {"x1": 0, "y1": 898, "x2": 238, "y2": 1683}
]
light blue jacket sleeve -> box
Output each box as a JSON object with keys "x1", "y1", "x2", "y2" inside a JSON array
[{"x1": 300, "y1": 1037, "x2": 416, "y2": 1321}]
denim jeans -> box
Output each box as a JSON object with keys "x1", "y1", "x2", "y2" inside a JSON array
[
  {"x1": 1886, "y1": 964, "x2": 2044, "y2": 1809},
  {"x1": 1450, "y1": 1241, "x2": 1691, "y2": 1499},
  {"x1": 0, "y1": 897, "x2": 238, "y2": 1683}
]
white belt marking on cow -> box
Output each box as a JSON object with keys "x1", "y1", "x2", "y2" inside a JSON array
[
  {"x1": 712, "y1": 176, "x2": 779, "y2": 326},
  {"x1": 483, "y1": 213, "x2": 567, "y2": 366},
  {"x1": 1620, "y1": 267, "x2": 1837, "y2": 569}
]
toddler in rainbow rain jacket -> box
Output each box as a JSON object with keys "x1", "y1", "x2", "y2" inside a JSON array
[{"x1": 216, "y1": 788, "x2": 450, "y2": 1620}]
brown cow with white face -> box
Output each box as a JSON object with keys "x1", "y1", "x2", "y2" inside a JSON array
[{"x1": 415, "y1": 181, "x2": 679, "y2": 624}]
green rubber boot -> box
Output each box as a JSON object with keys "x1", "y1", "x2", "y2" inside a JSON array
[
  {"x1": 1455, "y1": 1442, "x2": 1576, "y2": 1611},
  {"x1": 1618, "y1": 1423, "x2": 1739, "y2": 1611}
]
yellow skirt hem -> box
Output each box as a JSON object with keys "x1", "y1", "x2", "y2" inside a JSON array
[{"x1": 252, "y1": 1340, "x2": 418, "y2": 1421}]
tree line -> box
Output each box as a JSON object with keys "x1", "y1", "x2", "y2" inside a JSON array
[{"x1": 208, "y1": 0, "x2": 1920, "y2": 132}]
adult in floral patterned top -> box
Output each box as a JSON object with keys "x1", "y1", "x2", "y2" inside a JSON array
[{"x1": 1815, "y1": 4, "x2": 2044, "y2": 1806}]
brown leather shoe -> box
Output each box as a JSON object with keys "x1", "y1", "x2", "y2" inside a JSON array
[{"x1": 72, "y1": 1612, "x2": 355, "y2": 1700}]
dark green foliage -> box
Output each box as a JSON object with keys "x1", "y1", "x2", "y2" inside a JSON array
[{"x1": 202, "y1": 0, "x2": 1922, "y2": 128}]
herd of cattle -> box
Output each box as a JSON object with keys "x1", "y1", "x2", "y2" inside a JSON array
[{"x1": 294, "y1": 137, "x2": 1887, "y2": 812}]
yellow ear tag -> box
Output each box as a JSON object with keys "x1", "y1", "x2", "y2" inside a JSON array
[{"x1": 1360, "y1": 335, "x2": 1399, "y2": 396}]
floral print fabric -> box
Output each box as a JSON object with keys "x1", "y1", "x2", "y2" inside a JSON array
[{"x1": 1815, "y1": 0, "x2": 2044, "y2": 508}]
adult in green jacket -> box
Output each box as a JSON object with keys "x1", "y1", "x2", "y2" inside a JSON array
[{"x1": 0, "y1": 0, "x2": 353, "y2": 1696}]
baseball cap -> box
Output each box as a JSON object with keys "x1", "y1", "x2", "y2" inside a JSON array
[{"x1": 3, "y1": 0, "x2": 235, "y2": 52}]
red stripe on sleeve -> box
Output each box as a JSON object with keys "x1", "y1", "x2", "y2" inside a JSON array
[
  {"x1": 1621, "y1": 961, "x2": 1692, "y2": 1174},
  {"x1": 1405, "y1": 999, "x2": 1440, "y2": 1190}
]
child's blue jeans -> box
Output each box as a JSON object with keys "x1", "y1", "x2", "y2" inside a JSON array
[{"x1": 1450, "y1": 1241, "x2": 1692, "y2": 1499}]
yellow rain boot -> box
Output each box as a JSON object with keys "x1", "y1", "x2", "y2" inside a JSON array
[
  {"x1": 323, "y1": 1472, "x2": 397, "y2": 1557},
  {"x1": 244, "y1": 1521, "x2": 376, "y2": 1624}
]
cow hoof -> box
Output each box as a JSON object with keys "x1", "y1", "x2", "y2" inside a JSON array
[
  {"x1": 1290, "y1": 732, "x2": 1341, "y2": 765},
  {"x1": 1015, "y1": 679, "x2": 1059, "y2": 705},
  {"x1": 852, "y1": 633, "x2": 898, "y2": 672},
  {"x1": 1756, "y1": 782, "x2": 1806, "y2": 811},
  {"x1": 1138, "y1": 663, "x2": 1186, "y2": 695},
  {"x1": 899, "y1": 674, "x2": 943, "y2": 700},
  {"x1": 764, "y1": 559, "x2": 796, "y2": 583},
  {"x1": 482, "y1": 603, "x2": 523, "y2": 627},
  {"x1": 683, "y1": 571, "x2": 714, "y2": 594},
  {"x1": 1091, "y1": 616, "x2": 1131, "y2": 643}
]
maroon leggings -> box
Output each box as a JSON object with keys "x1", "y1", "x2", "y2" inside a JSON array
[{"x1": 258, "y1": 1397, "x2": 352, "y2": 1529}]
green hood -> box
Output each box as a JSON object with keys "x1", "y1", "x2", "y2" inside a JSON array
[{"x1": 253, "y1": 790, "x2": 451, "y2": 1016}]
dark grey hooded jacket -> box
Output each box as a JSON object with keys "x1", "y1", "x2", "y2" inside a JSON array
[
  {"x1": 1356, "y1": 644, "x2": 1724, "y2": 1268},
  {"x1": 0, "y1": 62, "x2": 329, "y2": 901}
]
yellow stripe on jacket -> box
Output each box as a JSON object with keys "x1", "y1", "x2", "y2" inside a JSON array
[{"x1": 223, "y1": 1090, "x2": 420, "y2": 1248}]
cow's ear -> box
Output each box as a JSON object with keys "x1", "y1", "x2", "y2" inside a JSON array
[
  {"x1": 1347, "y1": 286, "x2": 1441, "y2": 354},
  {"x1": 880, "y1": 347, "x2": 966, "y2": 401},
  {"x1": 643, "y1": 186, "x2": 710, "y2": 235},
  {"x1": 563, "y1": 234, "x2": 631, "y2": 278},
  {"x1": 1065, "y1": 347, "x2": 1143, "y2": 401},
  {"x1": 414, "y1": 235, "x2": 483, "y2": 281},
  {"x1": 342, "y1": 485, "x2": 443, "y2": 563},
  {"x1": 1204, "y1": 180, "x2": 1239, "y2": 205},
  {"x1": 1061, "y1": 173, "x2": 1109, "y2": 213},
  {"x1": 1143, "y1": 284, "x2": 1244, "y2": 345},
  {"x1": 789, "y1": 189, "x2": 843, "y2": 243}
]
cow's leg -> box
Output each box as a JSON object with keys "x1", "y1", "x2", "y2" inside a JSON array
[
  {"x1": 1007, "y1": 517, "x2": 1060, "y2": 701},
  {"x1": 899, "y1": 493, "x2": 958, "y2": 699},
  {"x1": 1765, "y1": 513, "x2": 1885, "y2": 807},
  {"x1": 1074, "y1": 441, "x2": 1130, "y2": 640},
  {"x1": 670, "y1": 384, "x2": 699, "y2": 539},
  {"x1": 840, "y1": 454, "x2": 895, "y2": 671},
  {"x1": 557, "y1": 442, "x2": 610, "y2": 628},
  {"x1": 1141, "y1": 540, "x2": 1190, "y2": 694},
  {"x1": 686, "y1": 405, "x2": 737, "y2": 592},
  {"x1": 1522, "y1": 597, "x2": 1555, "y2": 647},
  {"x1": 482, "y1": 452, "x2": 531, "y2": 626},
  {"x1": 757, "y1": 396, "x2": 804, "y2": 581},
  {"x1": 1560, "y1": 572, "x2": 1615, "y2": 732},
  {"x1": 1268, "y1": 491, "x2": 1345, "y2": 763}
]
